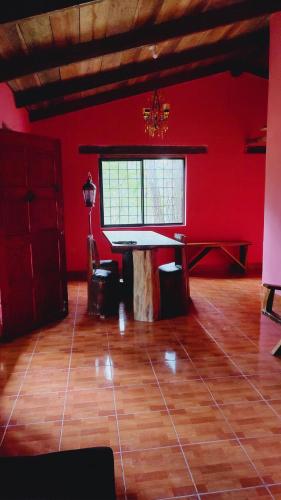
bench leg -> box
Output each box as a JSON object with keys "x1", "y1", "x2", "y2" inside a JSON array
[
  {"x1": 262, "y1": 287, "x2": 275, "y2": 314},
  {"x1": 240, "y1": 245, "x2": 248, "y2": 269},
  {"x1": 262, "y1": 285, "x2": 281, "y2": 325}
]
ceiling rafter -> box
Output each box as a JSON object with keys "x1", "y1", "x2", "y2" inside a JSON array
[
  {"x1": 79, "y1": 145, "x2": 208, "y2": 155},
  {"x1": 15, "y1": 28, "x2": 268, "y2": 107},
  {"x1": 1, "y1": 0, "x2": 280, "y2": 83},
  {"x1": 29, "y1": 58, "x2": 242, "y2": 121},
  {"x1": 0, "y1": 1, "x2": 101, "y2": 24}
]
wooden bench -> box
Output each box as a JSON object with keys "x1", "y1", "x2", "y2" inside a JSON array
[{"x1": 186, "y1": 241, "x2": 251, "y2": 272}]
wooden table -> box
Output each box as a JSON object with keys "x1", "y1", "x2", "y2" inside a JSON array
[{"x1": 103, "y1": 230, "x2": 189, "y2": 322}]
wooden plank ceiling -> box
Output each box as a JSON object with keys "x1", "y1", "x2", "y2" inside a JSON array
[{"x1": 0, "y1": 0, "x2": 279, "y2": 121}]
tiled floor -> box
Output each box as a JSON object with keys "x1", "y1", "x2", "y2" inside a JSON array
[{"x1": 1, "y1": 276, "x2": 281, "y2": 499}]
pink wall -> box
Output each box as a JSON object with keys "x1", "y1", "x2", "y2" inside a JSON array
[
  {"x1": 0, "y1": 83, "x2": 30, "y2": 133},
  {"x1": 30, "y1": 72, "x2": 268, "y2": 272},
  {"x1": 262, "y1": 13, "x2": 281, "y2": 285}
]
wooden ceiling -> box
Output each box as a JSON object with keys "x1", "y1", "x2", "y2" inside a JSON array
[{"x1": 0, "y1": 0, "x2": 279, "y2": 121}]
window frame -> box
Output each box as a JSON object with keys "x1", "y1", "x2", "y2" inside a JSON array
[{"x1": 99, "y1": 157, "x2": 186, "y2": 228}]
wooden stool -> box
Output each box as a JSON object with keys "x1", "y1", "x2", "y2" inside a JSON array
[
  {"x1": 87, "y1": 235, "x2": 119, "y2": 316},
  {"x1": 158, "y1": 234, "x2": 188, "y2": 318}
]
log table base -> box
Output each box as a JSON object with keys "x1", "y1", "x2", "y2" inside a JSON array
[{"x1": 133, "y1": 249, "x2": 160, "y2": 322}]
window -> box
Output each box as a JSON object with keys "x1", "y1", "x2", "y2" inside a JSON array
[{"x1": 100, "y1": 158, "x2": 185, "y2": 226}]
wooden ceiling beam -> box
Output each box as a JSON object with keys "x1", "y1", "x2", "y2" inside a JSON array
[
  {"x1": 1, "y1": 0, "x2": 279, "y2": 82},
  {"x1": 0, "y1": 1, "x2": 100, "y2": 24},
  {"x1": 15, "y1": 29, "x2": 267, "y2": 107},
  {"x1": 79, "y1": 145, "x2": 208, "y2": 155},
  {"x1": 29, "y1": 59, "x2": 236, "y2": 121}
]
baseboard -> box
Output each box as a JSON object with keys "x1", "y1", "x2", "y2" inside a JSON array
[{"x1": 67, "y1": 271, "x2": 87, "y2": 281}]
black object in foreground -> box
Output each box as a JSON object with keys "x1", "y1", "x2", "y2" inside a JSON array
[{"x1": 0, "y1": 447, "x2": 116, "y2": 500}]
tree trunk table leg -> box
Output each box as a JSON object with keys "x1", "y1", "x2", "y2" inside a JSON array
[{"x1": 133, "y1": 249, "x2": 160, "y2": 321}]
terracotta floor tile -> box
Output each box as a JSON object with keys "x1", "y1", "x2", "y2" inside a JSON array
[
  {"x1": 148, "y1": 345, "x2": 188, "y2": 363},
  {"x1": 183, "y1": 440, "x2": 262, "y2": 494},
  {"x1": 20, "y1": 369, "x2": 68, "y2": 394},
  {"x1": 112, "y1": 363, "x2": 156, "y2": 386},
  {"x1": 243, "y1": 435, "x2": 281, "y2": 484},
  {"x1": 72, "y1": 336, "x2": 108, "y2": 351},
  {"x1": 267, "y1": 398, "x2": 281, "y2": 417},
  {"x1": 250, "y1": 374, "x2": 281, "y2": 400},
  {"x1": 60, "y1": 415, "x2": 119, "y2": 452},
  {"x1": 35, "y1": 335, "x2": 73, "y2": 352},
  {"x1": 170, "y1": 406, "x2": 234, "y2": 444},
  {"x1": 0, "y1": 371, "x2": 25, "y2": 396},
  {"x1": 269, "y1": 484, "x2": 281, "y2": 498},
  {"x1": 70, "y1": 350, "x2": 112, "y2": 368},
  {"x1": 109, "y1": 349, "x2": 151, "y2": 367},
  {"x1": 152, "y1": 358, "x2": 199, "y2": 382},
  {"x1": 0, "y1": 351, "x2": 32, "y2": 373},
  {"x1": 160, "y1": 380, "x2": 213, "y2": 410},
  {"x1": 64, "y1": 387, "x2": 115, "y2": 419},
  {"x1": 192, "y1": 356, "x2": 240, "y2": 378},
  {"x1": 0, "y1": 421, "x2": 61, "y2": 456},
  {"x1": 230, "y1": 352, "x2": 281, "y2": 375},
  {"x1": 0, "y1": 395, "x2": 16, "y2": 425},
  {"x1": 68, "y1": 366, "x2": 114, "y2": 390},
  {"x1": 122, "y1": 447, "x2": 196, "y2": 499},
  {"x1": 115, "y1": 384, "x2": 165, "y2": 415},
  {"x1": 220, "y1": 401, "x2": 281, "y2": 439},
  {"x1": 2, "y1": 278, "x2": 281, "y2": 498},
  {"x1": 118, "y1": 410, "x2": 178, "y2": 451},
  {"x1": 205, "y1": 377, "x2": 261, "y2": 404},
  {"x1": 114, "y1": 454, "x2": 126, "y2": 500},
  {"x1": 184, "y1": 341, "x2": 225, "y2": 359},
  {"x1": 11, "y1": 392, "x2": 65, "y2": 425},
  {"x1": 28, "y1": 351, "x2": 71, "y2": 371},
  {"x1": 200, "y1": 487, "x2": 272, "y2": 499}
]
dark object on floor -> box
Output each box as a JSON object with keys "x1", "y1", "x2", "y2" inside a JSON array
[
  {"x1": 272, "y1": 339, "x2": 281, "y2": 356},
  {"x1": 121, "y1": 250, "x2": 134, "y2": 306},
  {"x1": 0, "y1": 447, "x2": 116, "y2": 500},
  {"x1": 87, "y1": 235, "x2": 119, "y2": 316},
  {"x1": 91, "y1": 268, "x2": 119, "y2": 316},
  {"x1": 159, "y1": 233, "x2": 188, "y2": 318},
  {"x1": 262, "y1": 283, "x2": 281, "y2": 325}
]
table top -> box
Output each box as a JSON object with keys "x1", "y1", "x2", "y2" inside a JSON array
[{"x1": 103, "y1": 230, "x2": 184, "y2": 251}]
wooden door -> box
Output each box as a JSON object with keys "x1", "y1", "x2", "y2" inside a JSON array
[{"x1": 0, "y1": 130, "x2": 68, "y2": 340}]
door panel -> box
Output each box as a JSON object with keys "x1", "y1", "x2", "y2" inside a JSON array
[
  {"x1": 0, "y1": 190, "x2": 30, "y2": 236},
  {"x1": 0, "y1": 145, "x2": 27, "y2": 187},
  {"x1": 0, "y1": 237, "x2": 35, "y2": 337},
  {"x1": 0, "y1": 129, "x2": 67, "y2": 340},
  {"x1": 29, "y1": 196, "x2": 58, "y2": 231}
]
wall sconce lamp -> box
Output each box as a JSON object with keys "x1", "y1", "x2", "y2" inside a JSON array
[{"x1": 82, "y1": 172, "x2": 96, "y2": 235}]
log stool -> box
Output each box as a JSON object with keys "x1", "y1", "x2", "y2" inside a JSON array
[
  {"x1": 158, "y1": 233, "x2": 188, "y2": 318},
  {"x1": 87, "y1": 235, "x2": 119, "y2": 316}
]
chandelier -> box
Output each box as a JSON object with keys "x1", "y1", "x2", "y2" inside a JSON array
[{"x1": 143, "y1": 89, "x2": 170, "y2": 138}]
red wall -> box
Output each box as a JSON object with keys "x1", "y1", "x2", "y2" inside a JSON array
[
  {"x1": 30, "y1": 72, "x2": 268, "y2": 272},
  {"x1": 262, "y1": 13, "x2": 281, "y2": 285},
  {"x1": 0, "y1": 83, "x2": 30, "y2": 133}
]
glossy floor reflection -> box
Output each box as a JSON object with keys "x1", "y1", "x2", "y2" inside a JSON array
[{"x1": 1, "y1": 276, "x2": 281, "y2": 499}]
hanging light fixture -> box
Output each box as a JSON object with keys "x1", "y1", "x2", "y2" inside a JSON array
[{"x1": 143, "y1": 89, "x2": 170, "y2": 139}]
